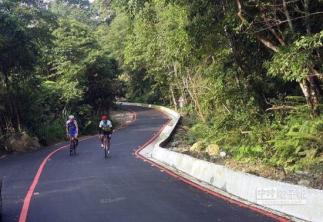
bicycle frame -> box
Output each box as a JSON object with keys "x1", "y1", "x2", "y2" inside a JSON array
[{"x1": 69, "y1": 137, "x2": 77, "y2": 156}]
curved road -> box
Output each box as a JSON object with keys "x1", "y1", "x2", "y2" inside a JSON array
[{"x1": 0, "y1": 107, "x2": 280, "y2": 222}]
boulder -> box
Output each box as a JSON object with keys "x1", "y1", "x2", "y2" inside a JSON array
[
  {"x1": 319, "y1": 153, "x2": 323, "y2": 162},
  {"x1": 298, "y1": 179, "x2": 311, "y2": 187},
  {"x1": 220, "y1": 151, "x2": 227, "y2": 158},
  {"x1": 206, "y1": 144, "x2": 220, "y2": 156},
  {"x1": 189, "y1": 141, "x2": 205, "y2": 152},
  {"x1": 170, "y1": 141, "x2": 180, "y2": 147},
  {"x1": 172, "y1": 146, "x2": 190, "y2": 153},
  {"x1": 5, "y1": 132, "x2": 40, "y2": 152}
]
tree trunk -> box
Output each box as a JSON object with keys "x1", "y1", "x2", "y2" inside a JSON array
[
  {"x1": 183, "y1": 73, "x2": 206, "y2": 122},
  {"x1": 169, "y1": 84, "x2": 178, "y2": 111},
  {"x1": 3, "y1": 72, "x2": 19, "y2": 132},
  {"x1": 299, "y1": 78, "x2": 320, "y2": 116},
  {"x1": 283, "y1": 0, "x2": 294, "y2": 33},
  {"x1": 307, "y1": 76, "x2": 321, "y2": 116},
  {"x1": 235, "y1": 0, "x2": 321, "y2": 115},
  {"x1": 303, "y1": 0, "x2": 311, "y2": 34}
]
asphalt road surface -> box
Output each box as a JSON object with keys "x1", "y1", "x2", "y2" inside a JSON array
[{"x1": 0, "y1": 106, "x2": 282, "y2": 222}]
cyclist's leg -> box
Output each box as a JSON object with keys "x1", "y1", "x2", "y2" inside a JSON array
[
  {"x1": 69, "y1": 135, "x2": 73, "y2": 155},
  {"x1": 70, "y1": 133, "x2": 77, "y2": 149},
  {"x1": 103, "y1": 134, "x2": 108, "y2": 158},
  {"x1": 100, "y1": 133, "x2": 104, "y2": 148},
  {"x1": 107, "y1": 133, "x2": 112, "y2": 150},
  {"x1": 68, "y1": 135, "x2": 73, "y2": 145},
  {"x1": 104, "y1": 134, "x2": 108, "y2": 149},
  {"x1": 71, "y1": 129, "x2": 78, "y2": 147},
  {"x1": 68, "y1": 131, "x2": 75, "y2": 144},
  {"x1": 72, "y1": 136, "x2": 76, "y2": 150}
]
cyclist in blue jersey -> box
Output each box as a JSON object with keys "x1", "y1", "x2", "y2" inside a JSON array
[{"x1": 66, "y1": 115, "x2": 79, "y2": 146}]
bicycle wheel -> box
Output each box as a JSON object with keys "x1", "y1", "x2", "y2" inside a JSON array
[
  {"x1": 70, "y1": 139, "x2": 76, "y2": 156},
  {"x1": 73, "y1": 141, "x2": 76, "y2": 155},
  {"x1": 70, "y1": 141, "x2": 73, "y2": 156},
  {"x1": 104, "y1": 142, "x2": 107, "y2": 159},
  {"x1": 104, "y1": 136, "x2": 109, "y2": 158},
  {"x1": 107, "y1": 137, "x2": 111, "y2": 152}
]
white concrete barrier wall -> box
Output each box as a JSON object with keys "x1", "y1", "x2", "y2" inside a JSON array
[
  {"x1": 151, "y1": 147, "x2": 323, "y2": 222},
  {"x1": 118, "y1": 102, "x2": 323, "y2": 222}
]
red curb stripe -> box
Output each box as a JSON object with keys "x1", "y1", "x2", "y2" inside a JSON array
[
  {"x1": 133, "y1": 111, "x2": 290, "y2": 222},
  {"x1": 18, "y1": 145, "x2": 67, "y2": 222},
  {"x1": 18, "y1": 136, "x2": 99, "y2": 222}
]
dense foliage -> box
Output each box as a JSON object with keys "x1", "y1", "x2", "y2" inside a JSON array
[
  {"x1": 0, "y1": 0, "x2": 322, "y2": 171},
  {"x1": 99, "y1": 0, "x2": 323, "y2": 171},
  {"x1": 0, "y1": 0, "x2": 120, "y2": 145}
]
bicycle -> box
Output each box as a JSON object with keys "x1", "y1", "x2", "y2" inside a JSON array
[
  {"x1": 69, "y1": 137, "x2": 77, "y2": 156},
  {"x1": 102, "y1": 134, "x2": 111, "y2": 158}
]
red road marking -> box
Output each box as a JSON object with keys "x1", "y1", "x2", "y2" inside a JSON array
[
  {"x1": 133, "y1": 111, "x2": 290, "y2": 222},
  {"x1": 18, "y1": 144, "x2": 68, "y2": 222},
  {"x1": 18, "y1": 111, "x2": 137, "y2": 222},
  {"x1": 18, "y1": 136, "x2": 95, "y2": 222}
]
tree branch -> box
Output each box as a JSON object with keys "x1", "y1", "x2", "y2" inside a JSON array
[
  {"x1": 266, "y1": 105, "x2": 297, "y2": 112},
  {"x1": 235, "y1": 0, "x2": 279, "y2": 52},
  {"x1": 283, "y1": 0, "x2": 294, "y2": 32}
]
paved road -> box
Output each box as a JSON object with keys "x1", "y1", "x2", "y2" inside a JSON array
[{"x1": 0, "y1": 107, "x2": 279, "y2": 222}]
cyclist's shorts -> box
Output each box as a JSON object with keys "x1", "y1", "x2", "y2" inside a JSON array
[
  {"x1": 68, "y1": 128, "x2": 77, "y2": 138},
  {"x1": 101, "y1": 131, "x2": 112, "y2": 138}
]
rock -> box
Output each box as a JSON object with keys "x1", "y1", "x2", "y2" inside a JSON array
[
  {"x1": 298, "y1": 179, "x2": 311, "y2": 187},
  {"x1": 31, "y1": 137, "x2": 41, "y2": 150},
  {"x1": 189, "y1": 141, "x2": 205, "y2": 152},
  {"x1": 295, "y1": 170, "x2": 310, "y2": 176},
  {"x1": 220, "y1": 151, "x2": 227, "y2": 158},
  {"x1": 277, "y1": 173, "x2": 286, "y2": 181},
  {"x1": 170, "y1": 141, "x2": 180, "y2": 147},
  {"x1": 206, "y1": 144, "x2": 220, "y2": 156},
  {"x1": 5, "y1": 132, "x2": 40, "y2": 152},
  {"x1": 318, "y1": 153, "x2": 323, "y2": 162},
  {"x1": 173, "y1": 146, "x2": 189, "y2": 153}
]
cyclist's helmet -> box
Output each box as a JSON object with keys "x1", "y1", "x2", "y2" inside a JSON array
[
  {"x1": 68, "y1": 115, "x2": 75, "y2": 120},
  {"x1": 101, "y1": 115, "x2": 108, "y2": 120}
]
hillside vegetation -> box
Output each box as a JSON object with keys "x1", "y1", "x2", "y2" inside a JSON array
[
  {"x1": 0, "y1": 0, "x2": 122, "y2": 149},
  {"x1": 1, "y1": 0, "x2": 322, "y2": 173},
  {"x1": 99, "y1": 0, "x2": 323, "y2": 172}
]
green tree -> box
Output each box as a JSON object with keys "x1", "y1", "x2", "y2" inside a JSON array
[
  {"x1": 235, "y1": 0, "x2": 323, "y2": 115},
  {"x1": 0, "y1": 0, "x2": 51, "y2": 132}
]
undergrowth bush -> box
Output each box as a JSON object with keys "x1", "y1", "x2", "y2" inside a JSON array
[
  {"x1": 33, "y1": 105, "x2": 101, "y2": 145},
  {"x1": 35, "y1": 119, "x2": 65, "y2": 145},
  {"x1": 234, "y1": 145, "x2": 264, "y2": 161},
  {"x1": 269, "y1": 112, "x2": 323, "y2": 171},
  {"x1": 186, "y1": 108, "x2": 323, "y2": 171}
]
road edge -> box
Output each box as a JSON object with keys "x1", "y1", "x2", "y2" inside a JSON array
[{"x1": 120, "y1": 102, "x2": 322, "y2": 222}]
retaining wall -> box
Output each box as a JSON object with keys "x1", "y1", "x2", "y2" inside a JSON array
[{"x1": 118, "y1": 102, "x2": 323, "y2": 222}]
